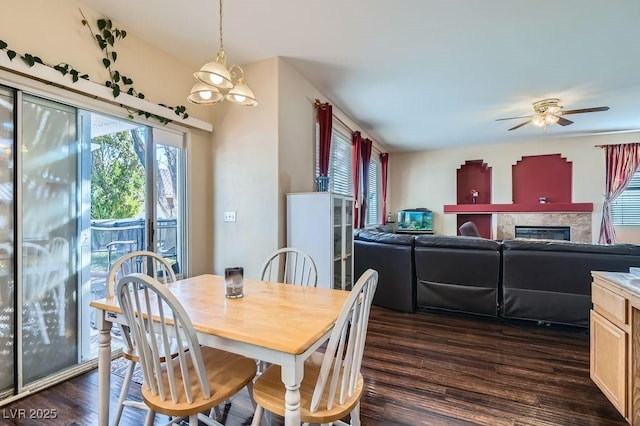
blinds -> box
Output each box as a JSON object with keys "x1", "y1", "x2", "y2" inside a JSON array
[
  {"x1": 611, "y1": 170, "x2": 640, "y2": 225},
  {"x1": 366, "y1": 155, "x2": 380, "y2": 226},
  {"x1": 315, "y1": 122, "x2": 353, "y2": 196}
]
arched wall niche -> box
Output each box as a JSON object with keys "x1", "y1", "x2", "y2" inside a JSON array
[
  {"x1": 456, "y1": 160, "x2": 492, "y2": 205},
  {"x1": 512, "y1": 154, "x2": 572, "y2": 204}
]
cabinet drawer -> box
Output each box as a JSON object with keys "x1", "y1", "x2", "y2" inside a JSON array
[{"x1": 592, "y1": 281, "x2": 627, "y2": 326}]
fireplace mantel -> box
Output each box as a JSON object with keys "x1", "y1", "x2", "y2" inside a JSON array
[{"x1": 443, "y1": 203, "x2": 593, "y2": 214}]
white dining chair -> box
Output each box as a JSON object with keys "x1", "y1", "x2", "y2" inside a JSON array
[
  {"x1": 106, "y1": 250, "x2": 177, "y2": 426},
  {"x1": 259, "y1": 247, "x2": 317, "y2": 287},
  {"x1": 257, "y1": 247, "x2": 319, "y2": 378},
  {"x1": 251, "y1": 268, "x2": 378, "y2": 426},
  {"x1": 116, "y1": 273, "x2": 257, "y2": 426}
]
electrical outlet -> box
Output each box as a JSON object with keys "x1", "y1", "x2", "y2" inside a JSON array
[{"x1": 223, "y1": 211, "x2": 237, "y2": 222}]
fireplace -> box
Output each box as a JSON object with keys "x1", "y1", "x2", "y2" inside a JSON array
[{"x1": 515, "y1": 225, "x2": 571, "y2": 241}]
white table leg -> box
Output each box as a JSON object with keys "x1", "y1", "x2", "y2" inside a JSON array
[
  {"x1": 281, "y1": 358, "x2": 303, "y2": 426},
  {"x1": 96, "y1": 309, "x2": 112, "y2": 426}
]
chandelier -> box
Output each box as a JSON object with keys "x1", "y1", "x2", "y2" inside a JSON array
[{"x1": 187, "y1": 0, "x2": 258, "y2": 106}]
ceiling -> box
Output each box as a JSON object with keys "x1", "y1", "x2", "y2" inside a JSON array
[{"x1": 79, "y1": 0, "x2": 640, "y2": 152}]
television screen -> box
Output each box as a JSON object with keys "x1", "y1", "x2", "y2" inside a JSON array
[{"x1": 397, "y1": 208, "x2": 433, "y2": 232}]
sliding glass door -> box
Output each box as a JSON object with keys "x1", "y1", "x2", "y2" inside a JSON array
[
  {"x1": 0, "y1": 84, "x2": 187, "y2": 401},
  {"x1": 20, "y1": 94, "x2": 79, "y2": 385},
  {"x1": 0, "y1": 87, "x2": 15, "y2": 398}
]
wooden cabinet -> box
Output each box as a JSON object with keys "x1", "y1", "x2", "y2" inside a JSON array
[
  {"x1": 287, "y1": 192, "x2": 354, "y2": 290},
  {"x1": 590, "y1": 272, "x2": 637, "y2": 422}
]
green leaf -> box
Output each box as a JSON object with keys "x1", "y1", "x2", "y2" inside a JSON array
[
  {"x1": 144, "y1": 112, "x2": 150, "y2": 119},
  {"x1": 122, "y1": 76, "x2": 133, "y2": 85},
  {"x1": 80, "y1": 74, "x2": 89, "y2": 80},
  {"x1": 0, "y1": 40, "x2": 7, "y2": 49},
  {"x1": 7, "y1": 50, "x2": 16, "y2": 60},
  {"x1": 137, "y1": 93, "x2": 145, "y2": 100},
  {"x1": 54, "y1": 64, "x2": 69, "y2": 76},
  {"x1": 33, "y1": 56, "x2": 43, "y2": 64},
  {"x1": 102, "y1": 58, "x2": 111, "y2": 68},
  {"x1": 97, "y1": 19, "x2": 107, "y2": 30},
  {"x1": 128, "y1": 114, "x2": 134, "y2": 120},
  {"x1": 72, "y1": 73, "x2": 79, "y2": 83},
  {"x1": 111, "y1": 51, "x2": 117, "y2": 62},
  {"x1": 95, "y1": 35, "x2": 107, "y2": 50},
  {"x1": 121, "y1": 30, "x2": 127, "y2": 39},
  {"x1": 127, "y1": 88, "x2": 134, "y2": 95},
  {"x1": 113, "y1": 71, "x2": 120, "y2": 82},
  {"x1": 182, "y1": 113, "x2": 189, "y2": 119},
  {"x1": 112, "y1": 85, "x2": 120, "y2": 97},
  {"x1": 22, "y1": 54, "x2": 35, "y2": 67},
  {"x1": 107, "y1": 34, "x2": 115, "y2": 46},
  {"x1": 105, "y1": 81, "x2": 112, "y2": 87}
]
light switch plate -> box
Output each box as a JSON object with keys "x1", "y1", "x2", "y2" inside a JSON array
[{"x1": 223, "y1": 211, "x2": 237, "y2": 222}]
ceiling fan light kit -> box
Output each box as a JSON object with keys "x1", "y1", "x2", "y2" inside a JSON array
[
  {"x1": 497, "y1": 98, "x2": 609, "y2": 131},
  {"x1": 187, "y1": 0, "x2": 258, "y2": 106}
]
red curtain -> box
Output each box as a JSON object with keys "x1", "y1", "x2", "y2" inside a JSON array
[
  {"x1": 599, "y1": 143, "x2": 640, "y2": 244},
  {"x1": 352, "y1": 131, "x2": 362, "y2": 228},
  {"x1": 316, "y1": 101, "x2": 333, "y2": 178},
  {"x1": 380, "y1": 153, "x2": 389, "y2": 224},
  {"x1": 359, "y1": 138, "x2": 372, "y2": 227}
]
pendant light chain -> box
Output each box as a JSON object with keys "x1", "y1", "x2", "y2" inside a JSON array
[
  {"x1": 219, "y1": 0, "x2": 224, "y2": 51},
  {"x1": 188, "y1": 0, "x2": 258, "y2": 106}
]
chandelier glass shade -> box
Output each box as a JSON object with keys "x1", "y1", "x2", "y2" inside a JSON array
[
  {"x1": 531, "y1": 103, "x2": 562, "y2": 129},
  {"x1": 187, "y1": 0, "x2": 257, "y2": 106}
]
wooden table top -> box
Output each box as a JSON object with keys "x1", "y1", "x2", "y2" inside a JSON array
[{"x1": 90, "y1": 274, "x2": 350, "y2": 355}]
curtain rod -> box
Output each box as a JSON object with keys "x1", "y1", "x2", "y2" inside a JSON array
[{"x1": 314, "y1": 98, "x2": 355, "y2": 134}]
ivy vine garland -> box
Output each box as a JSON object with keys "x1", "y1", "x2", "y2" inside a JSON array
[{"x1": 0, "y1": 10, "x2": 188, "y2": 124}]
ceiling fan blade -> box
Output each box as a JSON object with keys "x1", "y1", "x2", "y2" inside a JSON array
[
  {"x1": 496, "y1": 115, "x2": 534, "y2": 121},
  {"x1": 508, "y1": 119, "x2": 532, "y2": 131},
  {"x1": 554, "y1": 115, "x2": 574, "y2": 126},
  {"x1": 561, "y1": 106, "x2": 610, "y2": 115}
]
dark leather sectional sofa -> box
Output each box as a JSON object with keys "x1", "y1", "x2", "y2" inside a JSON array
[{"x1": 354, "y1": 229, "x2": 640, "y2": 327}]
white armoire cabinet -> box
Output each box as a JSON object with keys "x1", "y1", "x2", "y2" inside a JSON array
[{"x1": 287, "y1": 192, "x2": 354, "y2": 290}]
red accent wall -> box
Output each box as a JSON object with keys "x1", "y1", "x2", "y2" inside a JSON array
[
  {"x1": 456, "y1": 214, "x2": 492, "y2": 239},
  {"x1": 512, "y1": 154, "x2": 572, "y2": 204},
  {"x1": 456, "y1": 160, "x2": 492, "y2": 204}
]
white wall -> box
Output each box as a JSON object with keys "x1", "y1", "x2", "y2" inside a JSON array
[
  {"x1": 390, "y1": 132, "x2": 640, "y2": 243},
  {"x1": 212, "y1": 58, "x2": 280, "y2": 278},
  {"x1": 211, "y1": 57, "x2": 381, "y2": 278},
  {"x1": 2, "y1": 0, "x2": 214, "y2": 274}
]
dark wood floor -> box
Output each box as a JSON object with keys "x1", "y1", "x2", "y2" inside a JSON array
[{"x1": 0, "y1": 307, "x2": 627, "y2": 425}]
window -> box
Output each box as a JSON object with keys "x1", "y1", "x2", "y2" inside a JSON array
[
  {"x1": 365, "y1": 154, "x2": 380, "y2": 226},
  {"x1": 612, "y1": 170, "x2": 640, "y2": 225},
  {"x1": 315, "y1": 122, "x2": 353, "y2": 196}
]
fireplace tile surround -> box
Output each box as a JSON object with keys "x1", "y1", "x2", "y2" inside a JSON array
[{"x1": 496, "y1": 213, "x2": 592, "y2": 242}]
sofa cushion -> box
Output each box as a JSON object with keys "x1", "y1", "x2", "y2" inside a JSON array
[
  {"x1": 502, "y1": 238, "x2": 640, "y2": 255},
  {"x1": 415, "y1": 234, "x2": 500, "y2": 251},
  {"x1": 355, "y1": 230, "x2": 414, "y2": 246}
]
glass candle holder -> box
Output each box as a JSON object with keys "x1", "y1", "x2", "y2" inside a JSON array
[{"x1": 224, "y1": 267, "x2": 244, "y2": 298}]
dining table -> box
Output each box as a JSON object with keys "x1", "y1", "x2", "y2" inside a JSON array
[{"x1": 90, "y1": 273, "x2": 350, "y2": 426}]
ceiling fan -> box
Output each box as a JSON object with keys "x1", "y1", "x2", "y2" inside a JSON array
[{"x1": 496, "y1": 98, "x2": 609, "y2": 131}]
